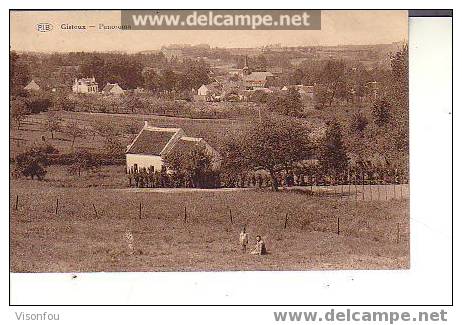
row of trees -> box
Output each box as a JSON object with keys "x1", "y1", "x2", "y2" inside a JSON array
[
  {"x1": 142, "y1": 58, "x2": 210, "y2": 93},
  {"x1": 251, "y1": 87, "x2": 304, "y2": 117},
  {"x1": 10, "y1": 50, "x2": 211, "y2": 95},
  {"x1": 10, "y1": 93, "x2": 52, "y2": 129},
  {"x1": 12, "y1": 144, "x2": 117, "y2": 181},
  {"x1": 126, "y1": 113, "x2": 406, "y2": 191}
]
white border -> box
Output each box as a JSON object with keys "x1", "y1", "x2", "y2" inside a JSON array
[{"x1": 3, "y1": 5, "x2": 454, "y2": 311}]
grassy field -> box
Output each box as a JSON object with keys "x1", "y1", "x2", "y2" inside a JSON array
[{"x1": 10, "y1": 180, "x2": 409, "y2": 272}]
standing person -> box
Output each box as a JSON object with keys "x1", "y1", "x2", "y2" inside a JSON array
[
  {"x1": 239, "y1": 227, "x2": 249, "y2": 253},
  {"x1": 250, "y1": 235, "x2": 267, "y2": 255}
]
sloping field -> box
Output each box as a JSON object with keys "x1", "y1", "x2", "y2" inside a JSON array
[
  {"x1": 10, "y1": 181, "x2": 409, "y2": 272},
  {"x1": 10, "y1": 110, "x2": 251, "y2": 156}
]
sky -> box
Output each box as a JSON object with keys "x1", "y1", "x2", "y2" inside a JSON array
[{"x1": 10, "y1": 10, "x2": 408, "y2": 52}]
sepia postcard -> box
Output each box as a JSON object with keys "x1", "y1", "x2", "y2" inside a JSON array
[{"x1": 10, "y1": 10, "x2": 409, "y2": 273}]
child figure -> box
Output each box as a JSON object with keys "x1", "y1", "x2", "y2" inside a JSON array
[{"x1": 239, "y1": 227, "x2": 249, "y2": 253}]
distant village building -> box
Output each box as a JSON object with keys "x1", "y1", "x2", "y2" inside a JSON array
[
  {"x1": 72, "y1": 77, "x2": 98, "y2": 94},
  {"x1": 240, "y1": 55, "x2": 275, "y2": 90},
  {"x1": 102, "y1": 82, "x2": 125, "y2": 95},
  {"x1": 196, "y1": 83, "x2": 222, "y2": 101},
  {"x1": 243, "y1": 71, "x2": 274, "y2": 90},
  {"x1": 296, "y1": 85, "x2": 315, "y2": 100},
  {"x1": 282, "y1": 85, "x2": 315, "y2": 100},
  {"x1": 134, "y1": 87, "x2": 146, "y2": 94},
  {"x1": 126, "y1": 122, "x2": 221, "y2": 173},
  {"x1": 24, "y1": 80, "x2": 40, "y2": 91}
]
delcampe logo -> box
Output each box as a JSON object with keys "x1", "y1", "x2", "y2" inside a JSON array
[{"x1": 36, "y1": 23, "x2": 53, "y2": 32}]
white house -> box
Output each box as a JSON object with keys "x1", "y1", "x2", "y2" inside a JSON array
[
  {"x1": 72, "y1": 77, "x2": 98, "y2": 93},
  {"x1": 24, "y1": 80, "x2": 40, "y2": 91},
  {"x1": 102, "y1": 82, "x2": 125, "y2": 95},
  {"x1": 196, "y1": 83, "x2": 222, "y2": 101},
  {"x1": 126, "y1": 122, "x2": 221, "y2": 173},
  {"x1": 197, "y1": 84, "x2": 210, "y2": 96}
]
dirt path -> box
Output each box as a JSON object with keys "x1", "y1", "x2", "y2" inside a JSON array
[{"x1": 113, "y1": 187, "x2": 254, "y2": 193}]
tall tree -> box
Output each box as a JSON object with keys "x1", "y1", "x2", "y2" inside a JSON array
[
  {"x1": 221, "y1": 116, "x2": 313, "y2": 191},
  {"x1": 321, "y1": 59, "x2": 346, "y2": 107},
  {"x1": 10, "y1": 51, "x2": 30, "y2": 95},
  {"x1": 318, "y1": 120, "x2": 349, "y2": 177},
  {"x1": 164, "y1": 147, "x2": 213, "y2": 188},
  {"x1": 44, "y1": 113, "x2": 62, "y2": 139},
  {"x1": 372, "y1": 99, "x2": 392, "y2": 127},
  {"x1": 66, "y1": 121, "x2": 85, "y2": 148},
  {"x1": 11, "y1": 98, "x2": 28, "y2": 130},
  {"x1": 284, "y1": 87, "x2": 303, "y2": 116}
]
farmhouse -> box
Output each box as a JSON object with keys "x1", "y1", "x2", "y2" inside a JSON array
[
  {"x1": 102, "y1": 82, "x2": 125, "y2": 95},
  {"x1": 24, "y1": 80, "x2": 40, "y2": 91},
  {"x1": 72, "y1": 77, "x2": 98, "y2": 94},
  {"x1": 126, "y1": 122, "x2": 221, "y2": 173}
]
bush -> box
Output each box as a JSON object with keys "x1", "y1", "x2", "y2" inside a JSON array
[
  {"x1": 12, "y1": 146, "x2": 51, "y2": 180},
  {"x1": 67, "y1": 149, "x2": 102, "y2": 176},
  {"x1": 372, "y1": 99, "x2": 392, "y2": 127},
  {"x1": 25, "y1": 93, "x2": 52, "y2": 114}
]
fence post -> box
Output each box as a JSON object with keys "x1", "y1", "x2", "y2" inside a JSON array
[
  {"x1": 15, "y1": 195, "x2": 19, "y2": 211},
  {"x1": 92, "y1": 203, "x2": 98, "y2": 218},
  {"x1": 139, "y1": 202, "x2": 142, "y2": 219},
  {"x1": 362, "y1": 173, "x2": 365, "y2": 201},
  {"x1": 184, "y1": 206, "x2": 187, "y2": 223},
  {"x1": 355, "y1": 183, "x2": 358, "y2": 205},
  {"x1": 229, "y1": 209, "x2": 233, "y2": 224},
  {"x1": 397, "y1": 223, "x2": 400, "y2": 244},
  {"x1": 55, "y1": 198, "x2": 59, "y2": 215},
  {"x1": 337, "y1": 217, "x2": 340, "y2": 235},
  {"x1": 369, "y1": 180, "x2": 373, "y2": 201},
  {"x1": 284, "y1": 213, "x2": 288, "y2": 229}
]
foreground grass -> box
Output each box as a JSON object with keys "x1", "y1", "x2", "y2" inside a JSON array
[{"x1": 10, "y1": 181, "x2": 409, "y2": 272}]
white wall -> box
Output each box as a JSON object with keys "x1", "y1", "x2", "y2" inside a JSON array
[
  {"x1": 197, "y1": 85, "x2": 208, "y2": 96},
  {"x1": 126, "y1": 154, "x2": 163, "y2": 172}
]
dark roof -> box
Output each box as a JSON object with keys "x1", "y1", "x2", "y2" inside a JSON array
[
  {"x1": 167, "y1": 137, "x2": 205, "y2": 157},
  {"x1": 102, "y1": 83, "x2": 115, "y2": 93},
  {"x1": 243, "y1": 71, "x2": 274, "y2": 82},
  {"x1": 126, "y1": 129, "x2": 176, "y2": 155}
]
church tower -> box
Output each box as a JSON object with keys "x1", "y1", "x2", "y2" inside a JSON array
[{"x1": 242, "y1": 55, "x2": 251, "y2": 76}]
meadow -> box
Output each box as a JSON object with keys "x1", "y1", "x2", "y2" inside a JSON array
[{"x1": 10, "y1": 180, "x2": 409, "y2": 272}]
